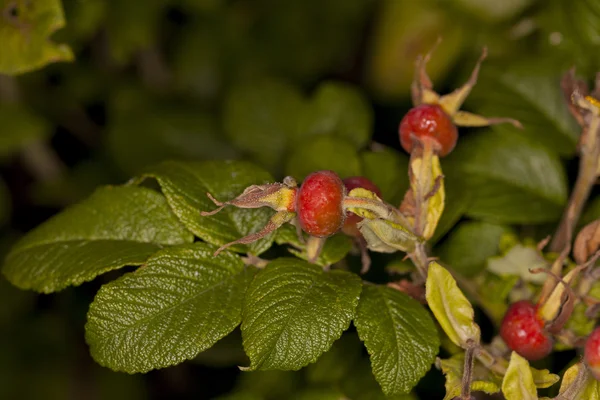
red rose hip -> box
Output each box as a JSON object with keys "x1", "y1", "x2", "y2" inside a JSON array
[
  {"x1": 342, "y1": 176, "x2": 382, "y2": 237},
  {"x1": 500, "y1": 300, "x2": 553, "y2": 361},
  {"x1": 585, "y1": 327, "x2": 600, "y2": 379},
  {"x1": 296, "y1": 170, "x2": 346, "y2": 237},
  {"x1": 399, "y1": 104, "x2": 458, "y2": 157}
]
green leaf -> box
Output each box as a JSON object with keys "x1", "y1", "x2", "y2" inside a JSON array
[
  {"x1": 502, "y1": 352, "x2": 538, "y2": 400},
  {"x1": 285, "y1": 135, "x2": 361, "y2": 181},
  {"x1": 3, "y1": 186, "x2": 192, "y2": 293},
  {"x1": 305, "y1": 333, "x2": 363, "y2": 385},
  {"x1": 487, "y1": 244, "x2": 549, "y2": 284},
  {"x1": 108, "y1": 98, "x2": 237, "y2": 175},
  {"x1": 141, "y1": 160, "x2": 275, "y2": 255},
  {"x1": 425, "y1": 262, "x2": 481, "y2": 348},
  {"x1": 0, "y1": 0, "x2": 73, "y2": 75},
  {"x1": 224, "y1": 79, "x2": 304, "y2": 171},
  {"x1": 0, "y1": 105, "x2": 51, "y2": 158},
  {"x1": 444, "y1": 129, "x2": 567, "y2": 224},
  {"x1": 438, "y1": 353, "x2": 502, "y2": 400},
  {"x1": 530, "y1": 366, "x2": 560, "y2": 389},
  {"x1": 85, "y1": 243, "x2": 254, "y2": 373},
  {"x1": 468, "y1": 61, "x2": 579, "y2": 157},
  {"x1": 360, "y1": 146, "x2": 409, "y2": 206},
  {"x1": 105, "y1": 0, "x2": 163, "y2": 63},
  {"x1": 241, "y1": 258, "x2": 362, "y2": 370},
  {"x1": 436, "y1": 221, "x2": 513, "y2": 277},
  {"x1": 274, "y1": 224, "x2": 353, "y2": 267},
  {"x1": 354, "y1": 284, "x2": 439, "y2": 396},
  {"x1": 297, "y1": 81, "x2": 373, "y2": 149}
]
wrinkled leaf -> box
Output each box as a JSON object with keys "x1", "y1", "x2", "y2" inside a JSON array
[
  {"x1": 444, "y1": 129, "x2": 567, "y2": 223},
  {"x1": 437, "y1": 353, "x2": 501, "y2": 400},
  {"x1": 408, "y1": 153, "x2": 444, "y2": 240},
  {"x1": 241, "y1": 258, "x2": 361, "y2": 370},
  {"x1": 275, "y1": 224, "x2": 352, "y2": 267},
  {"x1": 426, "y1": 262, "x2": 481, "y2": 348},
  {"x1": 437, "y1": 221, "x2": 513, "y2": 277},
  {"x1": 224, "y1": 79, "x2": 304, "y2": 171},
  {"x1": 358, "y1": 218, "x2": 419, "y2": 254},
  {"x1": 3, "y1": 186, "x2": 192, "y2": 293},
  {"x1": 502, "y1": 352, "x2": 538, "y2": 400},
  {"x1": 487, "y1": 244, "x2": 549, "y2": 284},
  {"x1": 360, "y1": 146, "x2": 409, "y2": 206},
  {"x1": 141, "y1": 160, "x2": 274, "y2": 255},
  {"x1": 85, "y1": 243, "x2": 253, "y2": 373},
  {"x1": 0, "y1": 0, "x2": 73, "y2": 75},
  {"x1": 297, "y1": 81, "x2": 372, "y2": 149},
  {"x1": 355, "y1": 284, "x2": 439, "y2": 395},
  {"x1": 285, "y1": 135, "x2": 361, "y2": 181}
]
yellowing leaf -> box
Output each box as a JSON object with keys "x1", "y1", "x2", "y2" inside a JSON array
[
  {"x1": 426, "y1": 262, "x2": 480, "y2": 348},
  {"x1": 530, "y1": 366, "x2": 559, "y2": 389},
  {"x1": 0, "y1": 0, "x2": 73, "y2": 75},
  {"x1": 502, "y1": 352, "x2": 538, "y2": 400},
  {"x1": 558, "y1": 362, "x2": 600, "y2": 400},
  {"x1": 437, "y1": 353, "x2": 501, "y2": 400}
]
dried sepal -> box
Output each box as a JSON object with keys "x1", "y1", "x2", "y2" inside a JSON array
[
  {"x1": 201, "y1": 179, "x2": 297, "y2": 216},
  {"x1": 574, "y1": 220, "x2": 600, "y2": 265},
  {"x1": 213, "y1": 211, "x2": 296, "y2": 256}
]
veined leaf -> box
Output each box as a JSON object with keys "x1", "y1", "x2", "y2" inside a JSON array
[
  {"x1": 437, "y1": 353, "x2": 501, "y2": 400},
  {"x1": 354, "y1": 284, "x2": 439, "y2": 396},
  {"x1": 3, "y1": 186, "x2": 192, "y2": 293},
  {"x1": 141, "y1": 160, "x2": 274, "y2": 255},
  {"x1": 85, "y1": 243, "x2": 254, "y2": 373},
  {"x1": 502, "y1": 352, "x2": 538, "y2": 400},
  {"x1": 241, "y1": 258, "x2": 361, "y2": 370}
]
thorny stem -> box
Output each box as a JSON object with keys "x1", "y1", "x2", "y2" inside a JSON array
[
  {"x1": 550, "y1": 105, "x2": 600, "y2": 252},
  {"x1": 461, "y1": 340, "x2": 477, "y2": 400}
]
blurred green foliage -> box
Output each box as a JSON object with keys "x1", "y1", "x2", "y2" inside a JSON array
[{"x1": 0, "y1": 0, "x2": 599, "y2": 398}]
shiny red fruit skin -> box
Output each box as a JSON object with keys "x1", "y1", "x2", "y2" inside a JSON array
[
  {"x1": 399, "y1": 104, "x2": 458, "y2": 157},
  {"x1": 342, "y1": 176, "x2": 382, "y2": 237},
  {"x1": 500, "y1": 300, "x2": 553, "y2": 361},
  {"x1": 296, "y1": 171, "x2": 346, "y2": 237},
  {"x1": 585, "y1": 327, "x2": 600, "y2": 380}
]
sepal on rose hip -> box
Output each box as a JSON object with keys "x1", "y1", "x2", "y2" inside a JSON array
[{"x1": 201, "y1": 176, "x2": 298, "y2": 216}]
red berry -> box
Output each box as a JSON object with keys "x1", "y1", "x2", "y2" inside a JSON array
[
  {"x1": 296, "y1": 171, "x2": 346, "y2": 237},
  {"x1": 585, "y1": 327, "x2": 600, "y2": 379},
  {"x1": 500, "y1": 300, "x2": 553, "y2": 361},
  {"x1": 399, "y1": 104, "x2": 458, "y2": 157},
  {"x1": 342, "y1": 176, "x2": 381, "y2": 237}
]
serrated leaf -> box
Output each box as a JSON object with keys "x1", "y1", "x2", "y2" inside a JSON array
[
  {"x1": 141, "y1": 160, "x2": 274, "y2": 255},
  {"x1": 285, "y1": 135, "x2": 361, "y2": 181},
  {"x1": 436, "y1": 221, "x2": 513, "y2": 277},
  {"x1": 468, "y1": 62, "x2": 579, "y2": 156},
  {"x1": 444, "y1": 129, "x2": 567, "y2": 223},
  {"x1": 487, "y1": 244, "x2": 549, "y2": 284},
  {"x1": 3, "y1": 186, "x2": 192, "y2": 293},
  {"x1": 360, "y1": 146, "x2": 409, "y2": 206},
  {"x1": 558, "y1": 362, "x2": 600, "y2": 399},
  {"x1": 426, "y1": 262, "x2": 480, "y2": 348},
  {"x1": 85, "y1": 243, "x2": 254, "y2": 373},
  {"x1": 502, "y1": 352, "x2": 538, "y2": 400},
  {"x1": 0, "y1": 0, "x2": 73, "y2": 75},
  {"x1": 275, "y1": 224, "x2": 352, "y2": 267},
  {"x1": 0, "y1": 104, "x2": 51, "y2": 158},
  {"x1": 241, "y1": 258, "x2": 362, "y2": 371},
  {"x1": 354, "y1": 284, "x2": 439, "y2": 396},
  {"x1": 224, "y1": 79, "x2": 304, "y2": 171},
  {"x1": 438, "y1": 353, "x2": 502, "y2": 400},
  {"x1": 296, "y1": 81, "x2": 372, "y2": 149}
]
